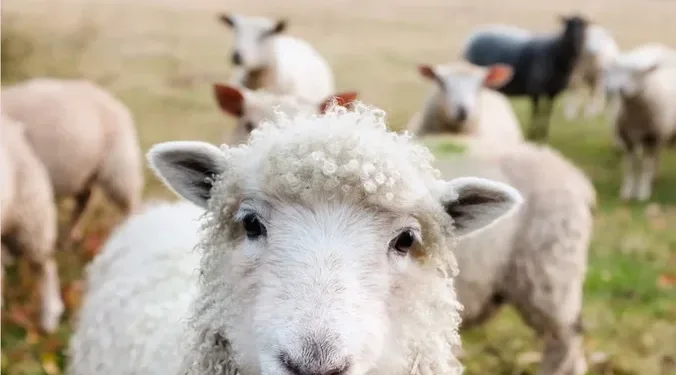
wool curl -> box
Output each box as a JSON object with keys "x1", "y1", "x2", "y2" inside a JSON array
[{"x1": 178, "y1": 102, "x2": 467, "y2": 375}]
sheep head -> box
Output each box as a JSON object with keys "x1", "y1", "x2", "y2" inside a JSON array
[
  {"x1": 218, "y1": 13, "x2": 287, "y2": 71},
  {"x1": 148, "y1": 103, "x2": 522, "y2": 375}
]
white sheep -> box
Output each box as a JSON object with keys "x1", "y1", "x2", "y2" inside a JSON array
[
  {"x1": 407, "y1": 62, "x2": 524, "y2": 151},
  {"x1": 434, "y1": 141, "x2": 596, "y2": 375},
  {"x1": 601, "y1": 43, "x2": 676, "y2": 201},
  {"x1": 212, "y1": 83, "x2": 358, "y2": 144},
  {"x1": 0, "y1": 115, "x2": 64, "y2": 333},
  {"x1": 218, "y1": 13, "x2": 336, "y2": 106},
  {"x1": 67, "y1": 103, "x2": 524, "y2": 375},
  {"x1": 1, "y1": 78, "x2": 145, "y2": 243},
  {"x1": 564, "y1": 23, "x2": 620, "y2": 120}
]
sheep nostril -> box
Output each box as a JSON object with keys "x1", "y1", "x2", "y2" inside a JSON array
[{"x1": 232, "y1": 51, "x2": 242, "y2": 66}]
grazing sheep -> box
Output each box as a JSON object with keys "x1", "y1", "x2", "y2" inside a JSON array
[
  {"x1": 462, "y1": 15, "x2": 589, "y2": 140},
  {"x1": 602, "y1": 43, "x2": 676, "y2": 201},
  {"x1": 407, "y1": 62, "x2": 524, "y2": 150},
  {"x1": 434, "y1": 141, "x2": 596, "y2": 375},
  {"x1": 0, "y1": 115, "x2": 64, "y2": 333},
  {"x1": 218, "y1": 14, "x2": 336, "y2": 105},
  {"x1": 1, "y1": 78, "x2": 144, "y2": 243},
  {"x1": 564, "y1": 24, "x2": 620, "y2": 120},
  {"x1": 212, "y1": 83, "x2": 358, "y2": 144},
  {"x1": 68, "y1": 103, "x2": 524, "y2": 375}
]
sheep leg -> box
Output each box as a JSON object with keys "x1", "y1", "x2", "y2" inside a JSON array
[
  {"x1": 563, "y1": 91, "x2": 582, "y2": 121},
  {"x1": 67, "y1": 185, "x2": 94, "y2": 244},
  {"x1": 619, "y1": 133, "x2": 640, "y2": 201},
  {"x1": 584, "y1": 76, "x2": 605, "y2": 118},
  {"x1": 635, "y1": 137, "x2": 661, "y2": 201},
  {"x1": 35, "y1": 257, "x2": 64, "y2": 333},
  {"x1": 528, "y1": 96, "x2": 544, "y2": 140}
]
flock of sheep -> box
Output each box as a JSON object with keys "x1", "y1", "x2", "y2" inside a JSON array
[{"x1": 0, "y1": 8, "x2": 674, "y2": 375}]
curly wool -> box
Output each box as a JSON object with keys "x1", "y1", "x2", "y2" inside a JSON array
[{"x1": 178, "y1": 103, "x2": 466, "y2": 375}]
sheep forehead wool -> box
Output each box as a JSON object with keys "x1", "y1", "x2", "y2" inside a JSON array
[{"x1": 245, "y1": 89, "x2": 317, "y2": 119}]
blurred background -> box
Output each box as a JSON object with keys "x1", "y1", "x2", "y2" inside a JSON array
[{"x1": 1, "y1": 0, "x2": 675, "y2": 374}]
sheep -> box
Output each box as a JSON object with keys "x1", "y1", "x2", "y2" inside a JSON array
[
  {"x1": 433, "y1": 141, "x2": 596, "y2": 375},
  {"x1": 1, "y1": 78, "x2": 144, "y2": 244},
  {"x1": 67, "y1": 102, "x2": 524, "y2": 375},
  {"x1": 212, "y1": 83, "x2": 358, "y2": 144},
  {"x1": 66, "y1": 199, "x2": 205, "y2": 375},
  {"x1": 564, "y1": 23, "x2": 620, "y2": 121},
  {"x1": 217, "y1": 13, "x2": 336, "y2": 106},
  {"x1": 601, "y1": 43, "x2": 676, "y2": 202},
  {"x1": 406, "y1": 61, "x2": 524, "y2": 150},
  {"x1": 462, "y1": 14, "x2": 589, "y2": 140},
  {"x1": 0, "y1": 114, "x2": 64, "y2": 333}
]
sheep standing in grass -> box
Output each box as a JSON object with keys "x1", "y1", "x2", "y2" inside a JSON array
[
  {"x1": 218, "y1": 14, "x2": 335, "y2": 106},
  {"x1": 68, "y1": 103, "x2": 524, "y2": 375},
  {"x1": 564, "y1": 24, "x2": 620, "y2": 120},
  {"x1": 602, "y1": 43, "x2": 676, "y2": 202},
  {"x1": 0, "y1": 115, "x2": 64, "y2": 333},
  {"x1": 1, "y1": 78, "x2": 144, "y2": 243},
  {"x1": 462, "y1": 15, "x2": 589, "y2": 140},
  {"x1": 407, "y1": 62, "x2": 524, "y2": 150},
  {"x1": 212, "y1": 83, "x2": 358, "y2": 144},
  {"x1": 434, "y1": 141, "x2": 596, "y2": 375}
]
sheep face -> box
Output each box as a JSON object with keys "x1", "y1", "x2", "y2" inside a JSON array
[
  {"x1": 603, "y1": 56, "x2": 661, "y2": 99},
  {"x1": 419, "y1": 63, "x2": 513, "y2": 124},
  {"x1": 218, "y1": 14, "x2": 286, "y2": 70},
  {"x1": 213, "y1": 84, "x2": 358, "y2": 145},
  {"x1": 148, "y1": 105, "x2": 522, "y2": 375}
]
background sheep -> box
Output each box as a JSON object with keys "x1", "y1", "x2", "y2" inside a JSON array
[
  {"x1": 407, "y1": 62, "x2": 524, "y2": 150},
  {"x1": 1, "y1": 78, "x2": 144, "y2": 244},
  {"x1": 212, "y1": 83, "x2": 358, "y2": 144},
  {"x1": 602, "y1": 43, "x2": 676, "y2": 202},
  {"x1": 218, "y1": 13, "x2": 336, "y2": 105},
  {"x1": 0, "y1": 115, "x2": 64, "y2": 333},
  {"x1": 70, "y1": 104, "x2": 523, "y2": 375},
  {"x1": 67, "y1": 199, "x2": 204, "y2": 375},
  {"x1": 564, "y1": 24, "x2": 620, "y2": 121},
  {"x1": 434, "y1": 141, "x2": 596, "y2": 375},
  {"x1": 462, "y1": 15, "x2": 589, "y2": 140}
]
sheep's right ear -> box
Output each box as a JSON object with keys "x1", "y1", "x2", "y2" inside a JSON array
[
  {"x1": 213, "y1": 84, "x2": 245, "y2": 118},
  {"x1": 483, "y1": 64, "x2": 514, "y2": 89},
  {"x1": 440, "y1": 177, "x2": 523, "y2": 239},
  {"x1": 418, "y1": 64, "x2": 438, "y2": 81},
  {"x1": 147, "y1": 141, "x2": 228, "y2": 209},
  {"x1": 218, "y1": 14, "x2": 235, "y2": 28}
]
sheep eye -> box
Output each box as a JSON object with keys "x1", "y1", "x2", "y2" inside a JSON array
[
  {"x1": 242, "y1": 213, "x2": 266, "y2": 239},
  {"x1": 391, "y1": 229, "x2": 416, "y2": 255}
]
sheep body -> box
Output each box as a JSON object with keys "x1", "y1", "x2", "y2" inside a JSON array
[
  {"x1": 434, "y1": 141, "x2": 595, "y2": 375},
  {"x1": 69, "y1": 103, "x2": 524, "y2": 375},
  {"x1": 0, "y1": 115, "x2": 63, "y2": 333},
  {"x1": 462, "y1": 16, "x2": 589, "y2": 140},
  {"x1": 408, "y1": 62, "x2": 523, "y2": 151},
  {"x1": 564, "y1": 24, "x2": 620, "y2": 120},
  {"x1": 1, "y1": 78, "x2": 144, "y2": 241},
  {"x1": 221, "y1": 14, "x2": 335, "y2": 105},
  {"x1": 603, "y1": 43, "x2": 676, "y2": 201},
  {"x1": 67, "y1": 200, "x2": 204, "y2": 375}
]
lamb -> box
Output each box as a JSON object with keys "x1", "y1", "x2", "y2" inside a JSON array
[
  {"x1": 433, "y1": 141, "x2": 596, "y2": 375},
  {"x1": 563, "y1": 23, "x2": 620, "y2": 121},
  {"x1": 406, "y1": 61, "x2": 524, "y2": 150},
  {"x1": 601, "y1": 43, "x2": 676, "y2": 201},
  {"x1": 212, "y1": 83, "x2": 358, "y2": 144},
  {"x1": 218, "y1": 13, "x2": 336, "y2": 106},
  {"x1": 1, "y1": 78, "x2": 144, "y2": 243},
  {"x1": 0, "y1": 115, "x2": 64, "y2": 333},
  {"x1": 67, "y1": 103, "x2": 524, "y2": 375},
  {"x1": 462, "y1": 14, "x2": 589, "y2": 140}
]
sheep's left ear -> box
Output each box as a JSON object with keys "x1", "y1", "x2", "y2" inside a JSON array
[
  {"x1": 318, "y1": 91, "x2": 359, "y2": 114},
  {"x1": 440, "y1": 177, "x2": 523, "y2": 238},
  {"x1": 272, "y1": 19, "x2": 287, "y2": 34},
  {"x1": 483, "y1": 64, "x2": 514, "y2": 89},
  {"x1": 147, "y1": 141, "x2": 228, "y2": 209}
]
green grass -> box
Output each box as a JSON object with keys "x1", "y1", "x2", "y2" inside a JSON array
[{"x1": 1, "y1": 1, "x2": 675, "y2": 374}]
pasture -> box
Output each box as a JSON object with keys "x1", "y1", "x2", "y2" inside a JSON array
[{"x1": 1, "y1": 0, "x2": 675, "y2": 374}]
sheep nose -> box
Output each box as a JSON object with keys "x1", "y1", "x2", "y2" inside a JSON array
[
  {"x1": 278, "y1": 345, "x2": 352, "y2": 375},
  {"x1": 232, "y1": 51, "x2": 242, "y2": 65},
  {"x1": 456, "y1": 106, "x2": 468, "y2": 122}
]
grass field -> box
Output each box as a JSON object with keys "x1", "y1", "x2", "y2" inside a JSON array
[{"x1": 1, "y1": 0, "x2": 675, "y2": 374}]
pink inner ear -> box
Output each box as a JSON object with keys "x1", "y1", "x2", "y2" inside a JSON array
[
  {"x1": 318, "y1": 91, "x2": 359, "y2": 114},
  {"x1": 484, "y1": 65, "x2": 513, "y2": 87},
  {"x1": 418, "y1": 65, "x2": 436, "y2": 80},
  {"x1": 213, "y1": 84, "x2": 244, "y2": 117}
]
